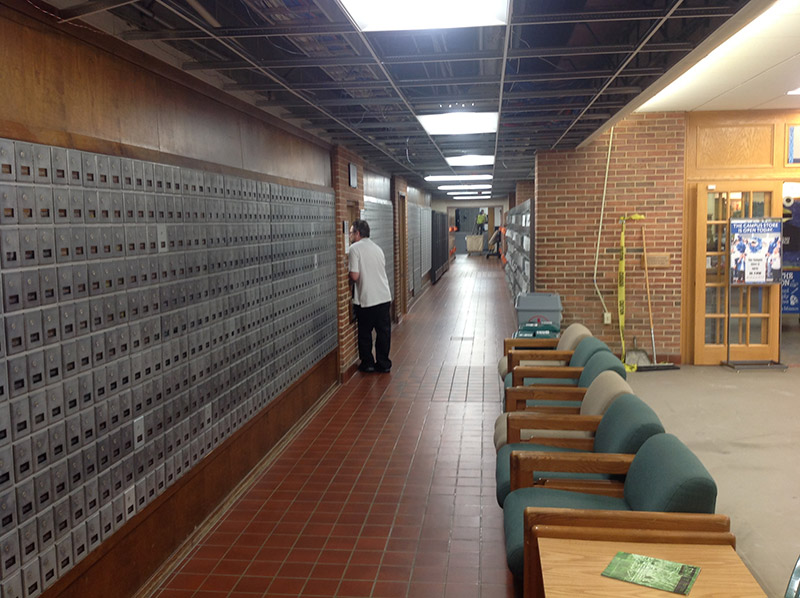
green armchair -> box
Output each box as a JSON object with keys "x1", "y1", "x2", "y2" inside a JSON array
[{"x1": 502, "y1": 433, "x2": 718, "y2": 578}]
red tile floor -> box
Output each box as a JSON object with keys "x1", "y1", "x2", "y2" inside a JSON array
[{"x1": 144, "y1": 255, "x2": 518, "y2": 597}]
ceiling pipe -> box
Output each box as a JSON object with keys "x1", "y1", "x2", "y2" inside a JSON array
[
  {"x1": 185, "y1": 0, "x2": 221, "y2": 28},
  {"x1": 552, "y1": 0, "x2": 685, "y2": 148}
]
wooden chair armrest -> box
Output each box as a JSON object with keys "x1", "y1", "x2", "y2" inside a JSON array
[
  {"x1": 510, "y1": 451, "x2": 634, "y2": 493},
  {"x1": 504, "y1": 338, "x2": 559, "y2": 354},
  {"x1": 516, "y1": 406, "x2": 582, "y2": 415},
  {"x1": 507, "y1": 413, "x2": 601, "y2": 444},
  {"x1": 532, "y1": 524, "x2": 736, "y2": 546},
  {"x1": 508, "y1": 412, "x2": 601, "y2": 431},
  {"x1": 523, "y1": 508, "x2": 731, "y2": 533},
  {"x1": 523, "y1": 437, "x2": 596, "y2": 450},
  {"x1": 512, "y1": 366, "x2": 583, "y2": 386},
  {"x1": 509, "y1": 350, "x2": 574, "y2": 369},
  {"x1": 535, "y1": 478, "x2": 625, "y2": 496},
  {"x1": 505, "y1": 386, "x2": 587, "y2": 412}
]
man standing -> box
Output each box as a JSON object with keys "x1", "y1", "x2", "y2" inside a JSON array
[
  {"x1": 476, "y1": 209, "x2": 487, "y2": 234},
  {"x1": 348, "y1": 219, "x2": 392, "y2": 373}
]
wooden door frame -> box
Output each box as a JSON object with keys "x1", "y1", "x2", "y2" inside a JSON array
[{"x1": 692, "y1": 180, "x2": 783, "y2": 364}]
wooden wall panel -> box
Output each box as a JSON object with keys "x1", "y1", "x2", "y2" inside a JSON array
[
  {"x1": 696, "y1": 125, "x2": 774, "y2": 169},
  {"x1": 240, "y1": 120, "x2": 331, "y2": 184},
  {"x1": 155, "y1": 83, "x2": 244, "y2": 167},
  {"x1": 0, "y1": 5, "x2": 331, "y2": 187},
  {"x1": 364, "y1": 169, "x2": 391, "y2": 199},
  {"x1": 686, "y1": 111, "x2": 800, "y2": 182}
]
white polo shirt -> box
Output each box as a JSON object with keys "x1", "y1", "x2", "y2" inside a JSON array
[{"x1": 348, "y1": 238, "x2": 392, "y2": 307}]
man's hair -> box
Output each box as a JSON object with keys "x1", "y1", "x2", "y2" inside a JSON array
[{"x1": 352, "y1": 219, "x2": 370, "y2": 238}]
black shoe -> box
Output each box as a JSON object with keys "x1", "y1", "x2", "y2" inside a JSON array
[
  {"x1": 375, "y1": 366, "x2": 391, "y2": 373},
  {"x1": 358, "y1": 363, "x2": 375, "y2": 373}
]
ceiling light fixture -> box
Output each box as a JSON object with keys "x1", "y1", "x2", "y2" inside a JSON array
[
  {"x1": 425, "y1": 174, "x2": 493, "y2": 182},
  {"x1": 446, "y1": 155, "x2": 495, "y2": 167},
  {"x1": 438, "y1": 184, "x2": 492, "y2": 191},
  {"x1": 788, "y1": 87, "x2": 800, "y2": 96},
  {"x1": 417, "y1": 112, "x2": 499, "y2": 136},
  {"x1": 338, "y1": 0, "x2": 509, "y2": 32},
  {"x1": 446, "y1": 191, "x2": 480, "y2": 195}
]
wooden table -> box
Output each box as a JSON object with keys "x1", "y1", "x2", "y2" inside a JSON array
[{"x1": 538, "y1": 537, "x2": 766, "y2": 597}]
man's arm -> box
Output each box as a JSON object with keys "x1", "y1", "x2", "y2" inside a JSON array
[{"x1": 348, "y1": 248, "x2": 359, "y2": 282}]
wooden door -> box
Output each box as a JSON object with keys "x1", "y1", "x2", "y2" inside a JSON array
[{"x1": 694, "y1": 181, "x2": 782, "y2": 364}]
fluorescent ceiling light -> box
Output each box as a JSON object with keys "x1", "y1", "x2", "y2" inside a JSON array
[
  {"x1": 789, "y1": 87, "x2": 800, "y2": 95},
  {"x1": 418, "y1": 112, "x2": 499, "y2": 136},
  {"x1": 446, "y1": 155, "x2": 495, "y2": 166},
  {"x1": 638, "y1": 0, "x2": 796, "y2": 110},
  {"x1": 425, "y1": 174, "x2": 493, "y2": 182},
  {"x1": 447, "y1": 191, "x2": 479, "y2": 195},
  {"x1": 438, "y1": 184, "x2": 492, "y2": 191},
  {"x1": 339, "y1": 0, "x2": 508, "y2": 32},
  {"x1": 451, "y1": 196, "x2": 482, "y2": 200}
]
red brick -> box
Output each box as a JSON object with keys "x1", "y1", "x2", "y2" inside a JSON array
[{"x1": 532, "y1": 113, "x2": 685, "y2": 360}]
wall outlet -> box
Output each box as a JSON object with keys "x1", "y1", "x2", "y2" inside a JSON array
[{"x1": 603, "y1": 312, "x2": 612, "y2": 325}]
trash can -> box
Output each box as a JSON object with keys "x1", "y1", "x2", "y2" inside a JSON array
[{"x1": 515, "y1": 292, "x2": 562, "y2": 329}]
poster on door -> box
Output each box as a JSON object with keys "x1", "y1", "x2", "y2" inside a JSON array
[{"x1": 730, "y1": 219, "x2": 782, "y2": 285}]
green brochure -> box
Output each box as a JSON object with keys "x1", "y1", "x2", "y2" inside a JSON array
[{"x1": 602, "y1": 551, "x2": 701, "y2": 595}]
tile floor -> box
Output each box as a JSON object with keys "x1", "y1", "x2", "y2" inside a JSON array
[{"x1": 145, "y1": 255, "x2": 518, "y2": 597}]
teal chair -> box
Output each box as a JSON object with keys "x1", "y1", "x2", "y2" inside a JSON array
[
  {"x1": 504, "y1": 336, "x2": 610, "y2": 388},
  {"x1": 505, "y1": 350, "x2": 627, "y2": 412},
  {"x1": 496, "y1": 393, "x2": 664, "y2": 506},
  {"x1": 494, "y1": 369, "x2": 633, "y2": 451},
  {"x1": 497, "y1": 322, "x2": 593, "y2": 379},
  {"x1": 502, "y1": 433, "x2": 717, "y2": 578}
]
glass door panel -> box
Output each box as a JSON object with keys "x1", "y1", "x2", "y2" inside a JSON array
[{"x1": 705, "y1": 286, "x2": 726, "y2": 314}]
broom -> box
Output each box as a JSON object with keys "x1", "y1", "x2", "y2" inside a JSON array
[{"x1": 636, "y1": 225, "x2": 679, "y2": 372}]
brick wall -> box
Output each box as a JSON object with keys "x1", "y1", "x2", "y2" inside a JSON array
[
  {"x1": 331, "y1": 146, "x2": 364, "y2": 373},
  {"x1": 534, "y1": 112, "x2": 685, "y2": 361},
  {"x1": 516, "y1": 181, "x2": 535, "y2": 205}
]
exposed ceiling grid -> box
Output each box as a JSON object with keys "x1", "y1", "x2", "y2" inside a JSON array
[{"x1": 42, "y1": 0, "x2": 759, "y2": 197}]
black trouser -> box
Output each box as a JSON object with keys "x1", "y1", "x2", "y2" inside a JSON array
[{"x1": 355, "y1": 302, "x2": 392, "y2": 370}]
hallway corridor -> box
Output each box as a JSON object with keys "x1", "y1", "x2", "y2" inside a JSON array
[{"x1": 143, "y1": 255, "x2": 518, "y2": 597}]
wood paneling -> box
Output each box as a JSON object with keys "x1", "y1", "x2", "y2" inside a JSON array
[
  {"x1": 696, "y1": 125, "x2": 774, "y2": 169},
  {"x1": 45, "y1": 351, "x2": 339, "y2": 598},
  {"x1": 683, "y1": 110, "x2": 800, "y2": 362},
  {"x1": 686, "y1": 111, "x2": 800, "y2": 181},
  {"x1": 240, "y1": 119, "x2": 330, "y2": 184},
  {"x1": 0, "y1": 3, "x2": 331, "y2": 187}
]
